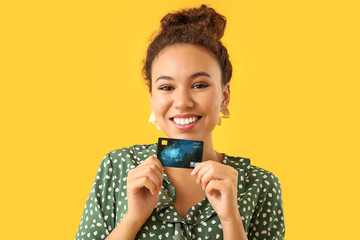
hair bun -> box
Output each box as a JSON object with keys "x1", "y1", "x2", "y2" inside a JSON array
[{"x1": 160, "y1": 4, "x2": 227, "y2": 40}]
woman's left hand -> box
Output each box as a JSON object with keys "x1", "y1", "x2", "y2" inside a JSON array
[{"x1": 191, "y1": 160, "x2": 240, "y2": 223}]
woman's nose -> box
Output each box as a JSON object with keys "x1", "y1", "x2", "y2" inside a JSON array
[{"x1": 173, "y1": 88, "x2": 194, "y2": 109}]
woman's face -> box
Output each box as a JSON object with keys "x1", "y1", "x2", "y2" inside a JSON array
[{"x1": 150, "y1": 44, "x2": 230, "y2": 141}]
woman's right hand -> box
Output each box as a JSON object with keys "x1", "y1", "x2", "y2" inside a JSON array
[
  {"x1": 106, "y1": 156, "x2": 163, "y2": 239},
  {"x1": 125, "y1": 155, "x2": 164, "y2": 225}
]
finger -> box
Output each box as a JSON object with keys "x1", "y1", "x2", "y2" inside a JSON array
[
  {"x1": 149, "y1": 164, "x2": 164, "y2": 192},
  {"x1": 129, "y1": 156, "x2": 164, "y2": 193},
  {"x1": 131, "y1": 177, "x2": 157, "y2": 195},
  {"x1": 142, "y1": 155, "x2": 163, "y2": 174},
  {"x1": 206, "y1": 178, "x2": 236, "y2": 197},
  {"x1": 205, "y1": 179, "x2": 224, "y2": 196},
  {"x1": 129, "y1": 166, "x2": 163, "y2": 189},
  {"x1": 196, "y1": 164, "x2": 212, "y2": 184},
  {"x1": 132, "y1": 158, "x2": 163, "y2": 181},
  {"x1": 146, "y1": 164, "x2": 164, "y2": 188},
  {"x1": 200, "y1": 170, "x2": 220, "y2": 190},
  {"x1": 191, "y1": 161, "x2": 206, "y2": 176}
]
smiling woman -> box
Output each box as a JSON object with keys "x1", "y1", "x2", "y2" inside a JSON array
[{"x1": 75, "y1": 4, "x2": 285, "y2": 240}]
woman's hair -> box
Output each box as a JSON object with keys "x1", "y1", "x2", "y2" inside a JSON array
[{"x1": 142, "y1": 4, "x2": 232, "y2": 92}]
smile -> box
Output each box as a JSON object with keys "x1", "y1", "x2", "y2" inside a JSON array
[
  {"x1": 170, "y1": 115, "x2": 202, "y2": 130},
  {"x1": 172, "y1": 116, "x2": 200, "y2": 125}
]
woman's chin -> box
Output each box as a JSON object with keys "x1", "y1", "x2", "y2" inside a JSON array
[{"x1": 163, "y1": 132, "x2": 204, "y2": 141}]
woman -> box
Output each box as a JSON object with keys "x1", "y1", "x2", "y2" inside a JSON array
[{"x1": 75, "y1": 5, "x2": 285, "y2": 240}]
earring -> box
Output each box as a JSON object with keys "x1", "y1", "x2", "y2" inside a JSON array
[
  {"x1": 148, "y1": 112, "x2": 161, "y2": 130},
  {"x1": 221, "y1": 107, "x2": 230, "y2": 118},
  {"x1": 148, "y1": 112, "x2": 156, "y2": 124},
  {"x1": 217, "y1": 117, "x2": 222, "y2": 126},
  {"x1": 217, "y1": 107, "x2": 230, "y2": 126}
]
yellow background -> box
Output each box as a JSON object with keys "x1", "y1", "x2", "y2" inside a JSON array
[{"x1": 1, "y1": 0, "x2": 359, "y2": 239}]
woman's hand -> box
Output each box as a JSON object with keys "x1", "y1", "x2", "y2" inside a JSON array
[
  {"x1": 126, "y1": 155, "x2": 164, "y2": 225},
  {"x1": 191, "y1": 161, "x2": 248, "y2": 239},
  {"x1": 106, "y1": 156, "x2": 163, "y2": 240},
  {"x1": 191, "y1": 160, "x2": 239, "y2": 223}
]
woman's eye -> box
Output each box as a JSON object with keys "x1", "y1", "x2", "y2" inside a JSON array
[
  {"x1": 193, "y1": 83, "x2": 209, "y2": 89},
  {"x1": 159, "y1": 85, "x2": 174, "y2": 91}
]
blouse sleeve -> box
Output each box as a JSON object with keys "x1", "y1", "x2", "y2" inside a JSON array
[
  {"x1": 75, "y1": 153, "x2": 117, "y2": 240},
  {"x1": 248, "y1": 172, "x2": 285, "y2": 240}
]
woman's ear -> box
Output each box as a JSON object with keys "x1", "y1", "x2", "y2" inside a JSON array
[{"x1": 222, "y1": 83, "x2": 230, "y2": 109}]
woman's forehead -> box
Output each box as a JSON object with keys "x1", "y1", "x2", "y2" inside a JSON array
[{"x1": 151, "y1": 44, "x2": 221, "y2": 79}]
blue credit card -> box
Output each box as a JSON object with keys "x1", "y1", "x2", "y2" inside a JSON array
[{"x1": 157, "y1": 138, "x2": 204, "y2": 168}]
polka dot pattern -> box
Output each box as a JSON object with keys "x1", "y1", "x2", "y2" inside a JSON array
[{"x1": 75, "y1": 144, "x2": 285, "y2": 239}]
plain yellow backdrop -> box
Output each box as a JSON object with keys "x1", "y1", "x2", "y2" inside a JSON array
[{"x1": 1, "y1": 0, "x2": 359, "y2": 239}]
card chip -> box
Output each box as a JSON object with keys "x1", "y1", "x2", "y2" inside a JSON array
[{"x1": 161, "y1": 140, "x2": 168, "y2": 145}]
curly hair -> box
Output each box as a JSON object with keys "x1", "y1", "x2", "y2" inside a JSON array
[{"x1": 142, "y1": 4, "x2": 232, "y2": 92}]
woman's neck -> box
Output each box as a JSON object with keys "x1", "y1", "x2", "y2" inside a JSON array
[{"x1": 202, "y1": 134, "x2": 223, "y2": 163}]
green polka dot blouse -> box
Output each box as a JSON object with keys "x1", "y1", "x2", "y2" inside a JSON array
[{"x1": 75, "y1": 144, "x2": 285, "y2": 239}]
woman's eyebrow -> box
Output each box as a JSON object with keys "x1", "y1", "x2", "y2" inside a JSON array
[
  {"x1": 155, "y1": 75, "x2": 173, "y2": 82},
  {"x1": 190, "y1": 72, "x2": 211, "y2": 79},
  {"x1": 155, "y1": 72, "x2": 211, "y2": 82}
]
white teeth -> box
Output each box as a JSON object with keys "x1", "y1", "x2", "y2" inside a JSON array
[{"x1": 173, "y1": 117, "x2": 199, "y2": 125}]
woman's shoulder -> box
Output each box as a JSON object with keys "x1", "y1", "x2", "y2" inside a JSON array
[
  {"x1": 246, "y1": 165, "x2": 283, "y2": 198},
  {"x1": 222, "y1": 153, "x2": 251, "y2": 169},
  {"x1": 223, "y1": 153, "x2": 281, "y2": 187},
  {"x1": 107, "y1": 143, "x2": 157, "y2": 158},
  {"x1": 104, "y1": 143, "x2": 157, "y2": 166},
  {"x1": 248, "y1": 165, "x2": 281, "y2": 184}
]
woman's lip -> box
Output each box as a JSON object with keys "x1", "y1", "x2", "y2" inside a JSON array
[
  {"x1": 170, "y1": 117, "x2": 201, "y2": 130},
  {"x1": 171, "y1": 114, "x2": 200, "y2": 118}
]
